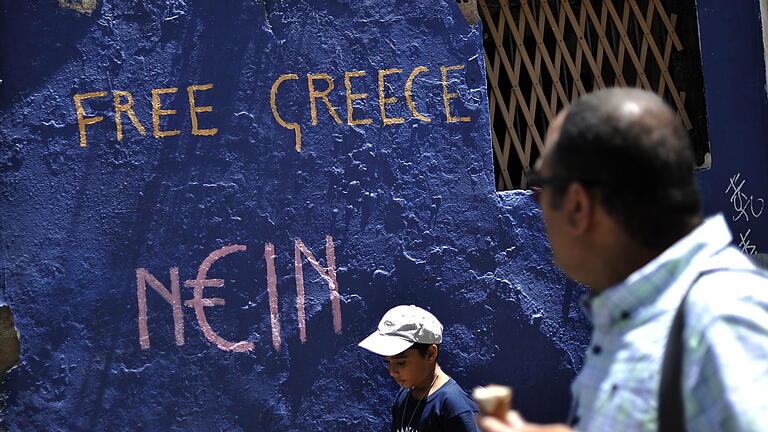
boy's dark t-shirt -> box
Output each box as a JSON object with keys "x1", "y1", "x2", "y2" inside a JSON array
[{"x1": 391, "y1": 378, "x2": 479, "y2": 432}]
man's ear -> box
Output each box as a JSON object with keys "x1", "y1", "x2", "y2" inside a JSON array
[{"x1": 564, "y1": 182, "x2": 594, "y2": 234}]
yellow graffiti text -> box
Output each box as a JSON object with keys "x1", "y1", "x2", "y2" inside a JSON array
[
  {"x1": 270, "y1": 65, "x2": 472, "y2": 151},
  {"x1": 72, "y1": 83, "x2": 218, "y2": 147}
]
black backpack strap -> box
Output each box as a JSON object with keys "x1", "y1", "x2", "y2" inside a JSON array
[
  {"x1": 658, "y1": 267, "x2": 767, "y2": 432},
  {"x1": 658, "y1": 276, "x2": 694, "y2": 432}
]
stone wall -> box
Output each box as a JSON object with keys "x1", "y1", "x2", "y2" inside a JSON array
[{"x1": 0, "y1": 1, "x2": 587, "y2": 430}]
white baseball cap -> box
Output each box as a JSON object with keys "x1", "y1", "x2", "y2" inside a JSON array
[{"x1": 358, "y1": 305, "x2": 443, "y2": 356}]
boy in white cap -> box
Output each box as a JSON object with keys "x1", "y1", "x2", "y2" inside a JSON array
[{"x1": 359, "y1": 305, "x2": 479, "y2": 432}]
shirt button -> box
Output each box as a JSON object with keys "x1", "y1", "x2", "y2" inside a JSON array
[
  {"x1": 570, "y1": 415, "x2": 581, "y2": 426},
  {"x1": 592, "y1": 345, "x2": 602, "y2": 354},
  {"x1": 620, "y1": 311, "x2": 630, "y2": 320}
]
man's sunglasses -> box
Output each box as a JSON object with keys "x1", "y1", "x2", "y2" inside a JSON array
[{"x1": 526, "y1": 172, "x2": 598, "y2": 203}]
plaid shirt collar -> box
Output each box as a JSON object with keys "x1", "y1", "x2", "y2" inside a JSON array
[{"x1": 581, "y1": 214, "x2": 733, "y2": 330}]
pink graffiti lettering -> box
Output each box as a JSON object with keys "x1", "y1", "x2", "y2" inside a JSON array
[
  {"x1": 294, "y1": 235, "x2": 342, "y2": 343},
  {"x1": 136, "y1": 267, "x2": 184, "y2": 349},
  {"x1": 294, "y1": 241, "x2": 307, "y2": 342},
  {"x1": 325, "y1": 235, "x2": 342, "y2": 334},
  {"x1": 264, "y1": 243, "x2": 281, "y2": 351},
  {"x1": 136, "y1": 237, "x2": 342, "y2": 352},
  {"x1": 184, "y1": 245, "x2": 255, "y2": 352}
]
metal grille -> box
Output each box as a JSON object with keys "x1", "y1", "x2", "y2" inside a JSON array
[{"x1": 480, "y1": 0, "x2": 709, "y2": 190}]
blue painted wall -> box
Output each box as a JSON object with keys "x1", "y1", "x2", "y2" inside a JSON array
[
  {"x1": 696, "y1": 0, "x2": 768, "y2": 255},
  {"x1": 0, "y1": 1, "x2": 588, "y2": 430}
]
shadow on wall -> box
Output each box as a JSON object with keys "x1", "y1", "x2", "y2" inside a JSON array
[
  {"x1": 0, "y1": 3, "x2": 96, "y2": 109},
  {"x1": 466, "y1": 306, "x2": 577, "y2": 424}
]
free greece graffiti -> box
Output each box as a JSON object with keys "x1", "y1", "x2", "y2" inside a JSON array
[{"x1": 72, "y1": 65, "x2": 472, "y2": 150}]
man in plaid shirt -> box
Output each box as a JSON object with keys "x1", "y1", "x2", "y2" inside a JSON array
[{"x1": 480, "y1": 88, "x2": 768, "y2": 432}]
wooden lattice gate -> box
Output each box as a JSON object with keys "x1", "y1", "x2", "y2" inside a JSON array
[{"x1": 478, "y1": 0, "x2": 710, "y2": 190}]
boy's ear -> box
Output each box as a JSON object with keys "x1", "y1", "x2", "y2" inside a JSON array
[{"x1": 428, "y1": 344, "x2": 438, "y2": 362}]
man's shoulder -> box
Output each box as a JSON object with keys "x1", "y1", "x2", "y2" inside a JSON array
[
  {"x1": 686, "y1": 247, "x2": 768, "y2": 325},
  {"x1": 693, "y1": 246, "x2": 768, "y2": 292}
]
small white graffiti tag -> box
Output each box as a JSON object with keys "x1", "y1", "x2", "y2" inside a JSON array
[
  {"x1": 726, "y1": 173, "x2": 765, "y2": 222},
  {"x1": 738, "y1": 229, "x2": 757, "y2": 255},
  {"x1": 726, "y1": 173, "x2": 764, "y2": 255}
]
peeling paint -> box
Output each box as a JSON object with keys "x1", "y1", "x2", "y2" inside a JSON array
[
  {"x1": 58, "y1": 0, "x2": 98, "y2": 15},
  {"x1": 0, "y1": 305, "x2": 20, "y2": 374}
]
